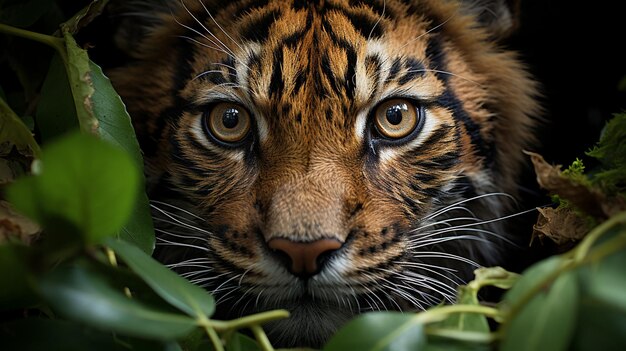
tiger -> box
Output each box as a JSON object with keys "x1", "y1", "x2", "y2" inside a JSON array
[{"x1": 107, "y1": 0, "x2": 539, "y2": 347}]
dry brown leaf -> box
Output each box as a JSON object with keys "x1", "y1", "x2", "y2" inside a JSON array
[
  {"x1": 525, "y1": 151, "x2": 625, "y2": 219},
  {"x1": 0, "y1": 200, "x2": 40, "y2": 245},
  {"x1": 532, "y1": 207, "x2": 589, "y2": 245}
]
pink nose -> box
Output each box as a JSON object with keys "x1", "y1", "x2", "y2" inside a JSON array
[{"x1": 268, "y1": 238, "x2": 342, "y2": 276}]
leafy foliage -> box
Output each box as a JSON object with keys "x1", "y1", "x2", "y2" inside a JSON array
[
  {"x1": 586, "y1": 113, "x2": 626, "y2": 194},
  {"x1": 1, "y1": 1, "x2": 625, "y2": 350}
]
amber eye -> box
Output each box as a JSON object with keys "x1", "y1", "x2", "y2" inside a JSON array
[
  {"x1": 374, "y1": 99, "x2": 420, "y2": 139},
  {"x1": 204, "y1": 102, "x2": 251, "y2": 143}
]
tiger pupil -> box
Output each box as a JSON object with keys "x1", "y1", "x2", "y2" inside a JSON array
[
  {"x1": 222, "y1": 108, "x2": 240, "y2": 129},
  {"x1": 386, "y1": 105, "x2": 404, "y2": 125}
]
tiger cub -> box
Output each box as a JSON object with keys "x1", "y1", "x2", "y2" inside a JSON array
[{"x1": 109, "y1": 0, "x2": 539, "y2": 347}]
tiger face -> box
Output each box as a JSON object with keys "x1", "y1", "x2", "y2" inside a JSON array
[{"x1": 109, "y1": 0, "x2": 538, "y2": 347}]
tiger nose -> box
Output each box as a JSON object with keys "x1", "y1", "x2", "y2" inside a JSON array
[{"x1": 268, "y1": 238, "x2": 342, "y2": 277}]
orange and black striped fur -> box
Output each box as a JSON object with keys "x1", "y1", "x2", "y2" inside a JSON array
[{"x1": 109, "y1": 0, "x2": 539, "y2": 347}]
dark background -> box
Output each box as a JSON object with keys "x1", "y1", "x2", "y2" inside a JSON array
[{"x1": 510, "y1": 0, "x2": 625, "y2": 165}]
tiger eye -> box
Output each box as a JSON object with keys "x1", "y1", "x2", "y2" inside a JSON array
[
  {"x1": 374, "y1": 99, "x2": 420, "y2": 139},
  {"x1": 205, "y1": 102, "x2": 251, "y2": 143}
]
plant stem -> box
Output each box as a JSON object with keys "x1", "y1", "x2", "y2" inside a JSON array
[
  {"x1": 574, "y1": 211, "x2": 626, "y2": 262},
  {"x1": 425, "y1": 328, "x2": 497, "y2": 343},
  {"x1": 416, "y1": 304, "x2": 501, "y2": 323},
  {"x1": 209, "y1": 310, "x2": 290, "y2": 332},
  {"x1": 204, "y1": 325, "x2": 224, "y2": 351},
  {"x1": 251, "y1": 324, "x2": 275, "y2": 351},
  {"x1": 0, "y1": 24, "x2": 67, "y2": 64}
]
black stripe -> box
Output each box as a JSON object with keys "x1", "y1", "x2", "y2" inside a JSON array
[
  {"x1": 421, "y1": 151, "x2": 460, "y2": 169},
  {"x1": 234, "y1": 0, "x2": 270, "y2": 18},
  {"x1": 348, "y1": 0, "x2": 389, "y2": 18},
  {"x1": 413, "y1": 124, "x2": 453, "y2": 152},
  {"x1": 387, "y1": 57, "x2": 402, "y2": 81},
  {"x1": 268, "y1": 47, "x2": 284, "y2": 97},
  {"x1": 241, "y1": 9, "x2": 280, "y2": 42},
  {"x1": 344, "y1": 44, "x2": 357, "y2": 98},
  {"x1": 292, "y1": 68, "x2": 307, "y2": 96},
  {"x1": 344, "y1": 11, "x2": 384, "y2": 39},
  {"x1": 321, "y1": 55, "x2": 342, "y2": 96},
  {"x1": 200, "y1": 70, "x2": 227, "y2": 85},
  {"x1": 281, "y1": 104, "x2": 291, "y2": 116},
  {"x1": 414, "y1": 172, "x2": 437, "y2": 183},
  {"x1": 280, "y1": 9, "x2": 313, "y2": 48},
  {"x1": 426, "y1": 35, "x2": 492, "y2": 164},
  {"x1": 222, "y1": 56, "x2": 238, "y2": 84},
  {"x1": 398, "y1": 58, "x2": 425, "y2": 85},
  {"x1": 292, "y1": 0, "x2": 308, "y2": 11}
]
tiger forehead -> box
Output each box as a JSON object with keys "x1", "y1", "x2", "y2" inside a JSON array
[{"x1": 188, "y1": 0, "x2": 438, "y2": 131}]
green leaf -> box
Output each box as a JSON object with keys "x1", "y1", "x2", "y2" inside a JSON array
[
  {"x1": 571, "y1": 296, "x2": 626, "y2": 351},
  {"x1": 501, "y1": 255, "x2": 563, "y2": 305},
  {"x1": 6, "y1": 133, "x2": 139, "y2": 244},
  {"x1": 35, "y1": 53, "x2": 79, "y2": 143},
  {"x1": 586, "y1": 113, "x2": 626, "y2": 194},
  {"x1": 437, "y1": 287, "x2": 489, "y2": 332},
  {"x1": 0, "y1": 96, "x2": 41, "y2": 157},
  {"x1": 56, "y1": 26, "x2": 154, "y2": 253},
  {"x1": 226, "y1": 333, "x2": 261, "y2": 351},
  {"x1": 38, "y1": 262, "x2": 197, "y2": 340},
  {"x1": 324, "y1": 312, "x2": 425, "y2": 351},
  {"x1": 106, "y1": 238, "x2": 215, "y2": 318},
  {"x1": 0, "y1": 0, "x2": 53, "y2": 27},
  {"x1": 423, "y1": 338, "x2": 489, "y2": 351},
  {"x1": 61, "y1": 28, "x2": 97, "y2": 134},
  {"x1": 471, "y1": 266, "x2": 519, "y2": 290},
  {"x1": 89, "y1": 61, "x2": 145, "y2": 172},
  {"x1": 500, "y1": 272, "x2": 578, "y2": 351},
  {"x1": 581, "y1": 232, "x2": 626, "y2": 310},
  {"x1": 572, "y1": 239, "x2": 626, "y2": 351},
  {"x1": 89, "y1": 61, "x2": 154, "y2": 253}
]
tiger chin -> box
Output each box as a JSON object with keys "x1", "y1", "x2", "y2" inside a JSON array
[{"x1": 108, "y1": 0, "x2": 539, "y2": 347}]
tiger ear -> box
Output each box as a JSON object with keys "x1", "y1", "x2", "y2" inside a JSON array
[{"x1": 462, "y1": 0, "x2": 521, "y2": 39}]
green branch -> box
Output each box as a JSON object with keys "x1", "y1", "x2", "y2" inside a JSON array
[
  {"x1": 209, "y1": 310, "x2": 290, "y2": 332},
  {"x1": 504, "y1": 211, "x2": 626, "y2": 324},
  {"x1": 251, "y1": 324, "x2": 275, "y2": 351},
  {"x1": 416, "y1": 304, "x2": 501, "y2": 323},
  {"x1": 0, "y1": 23, "x2": 67, "y2": 64}
]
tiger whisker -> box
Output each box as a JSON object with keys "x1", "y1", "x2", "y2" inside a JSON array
[
  {"x1": 399, "y1": 13, "x2": 456, "y2": 51},
  {"x1": 193, "y1": 69, "x2": 239, "y2": 81},
  {"x1": 154, "y1": 227, "x2": 206, "y2": 241},
  {"x1": 410, "y1": 216, "x2": 481, "y2": 232},
  {"x1": 156, "y1": 236, "x2": 209, "y2": 252},
  {"x1": 428, "y1": 207, "x2": 539, "y2": 233},
  {"x1": 424, "y1": 192, "x2": 516, "y2": 221},
  {"x1": 411, "y1": 251, "x2": 481, "y2": 267},
  {"x1": 151, "y1": 200, "x2": 205, "y2": 222},
  {"x1": 152, "y1": 205, "x2": 212, "y2": 234},
  {"x1": 367, "y1": 0, "x2": 386, "y2": 41},
  {"x1": 178, "y1": 0, "x2": 238, "y2": 59},
  {"x1": 197, "y1": 0, "x2": 248, "y2": 56},
  {"x1": 180, "y1": 269, "x2": 215, "y2": 279}
]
